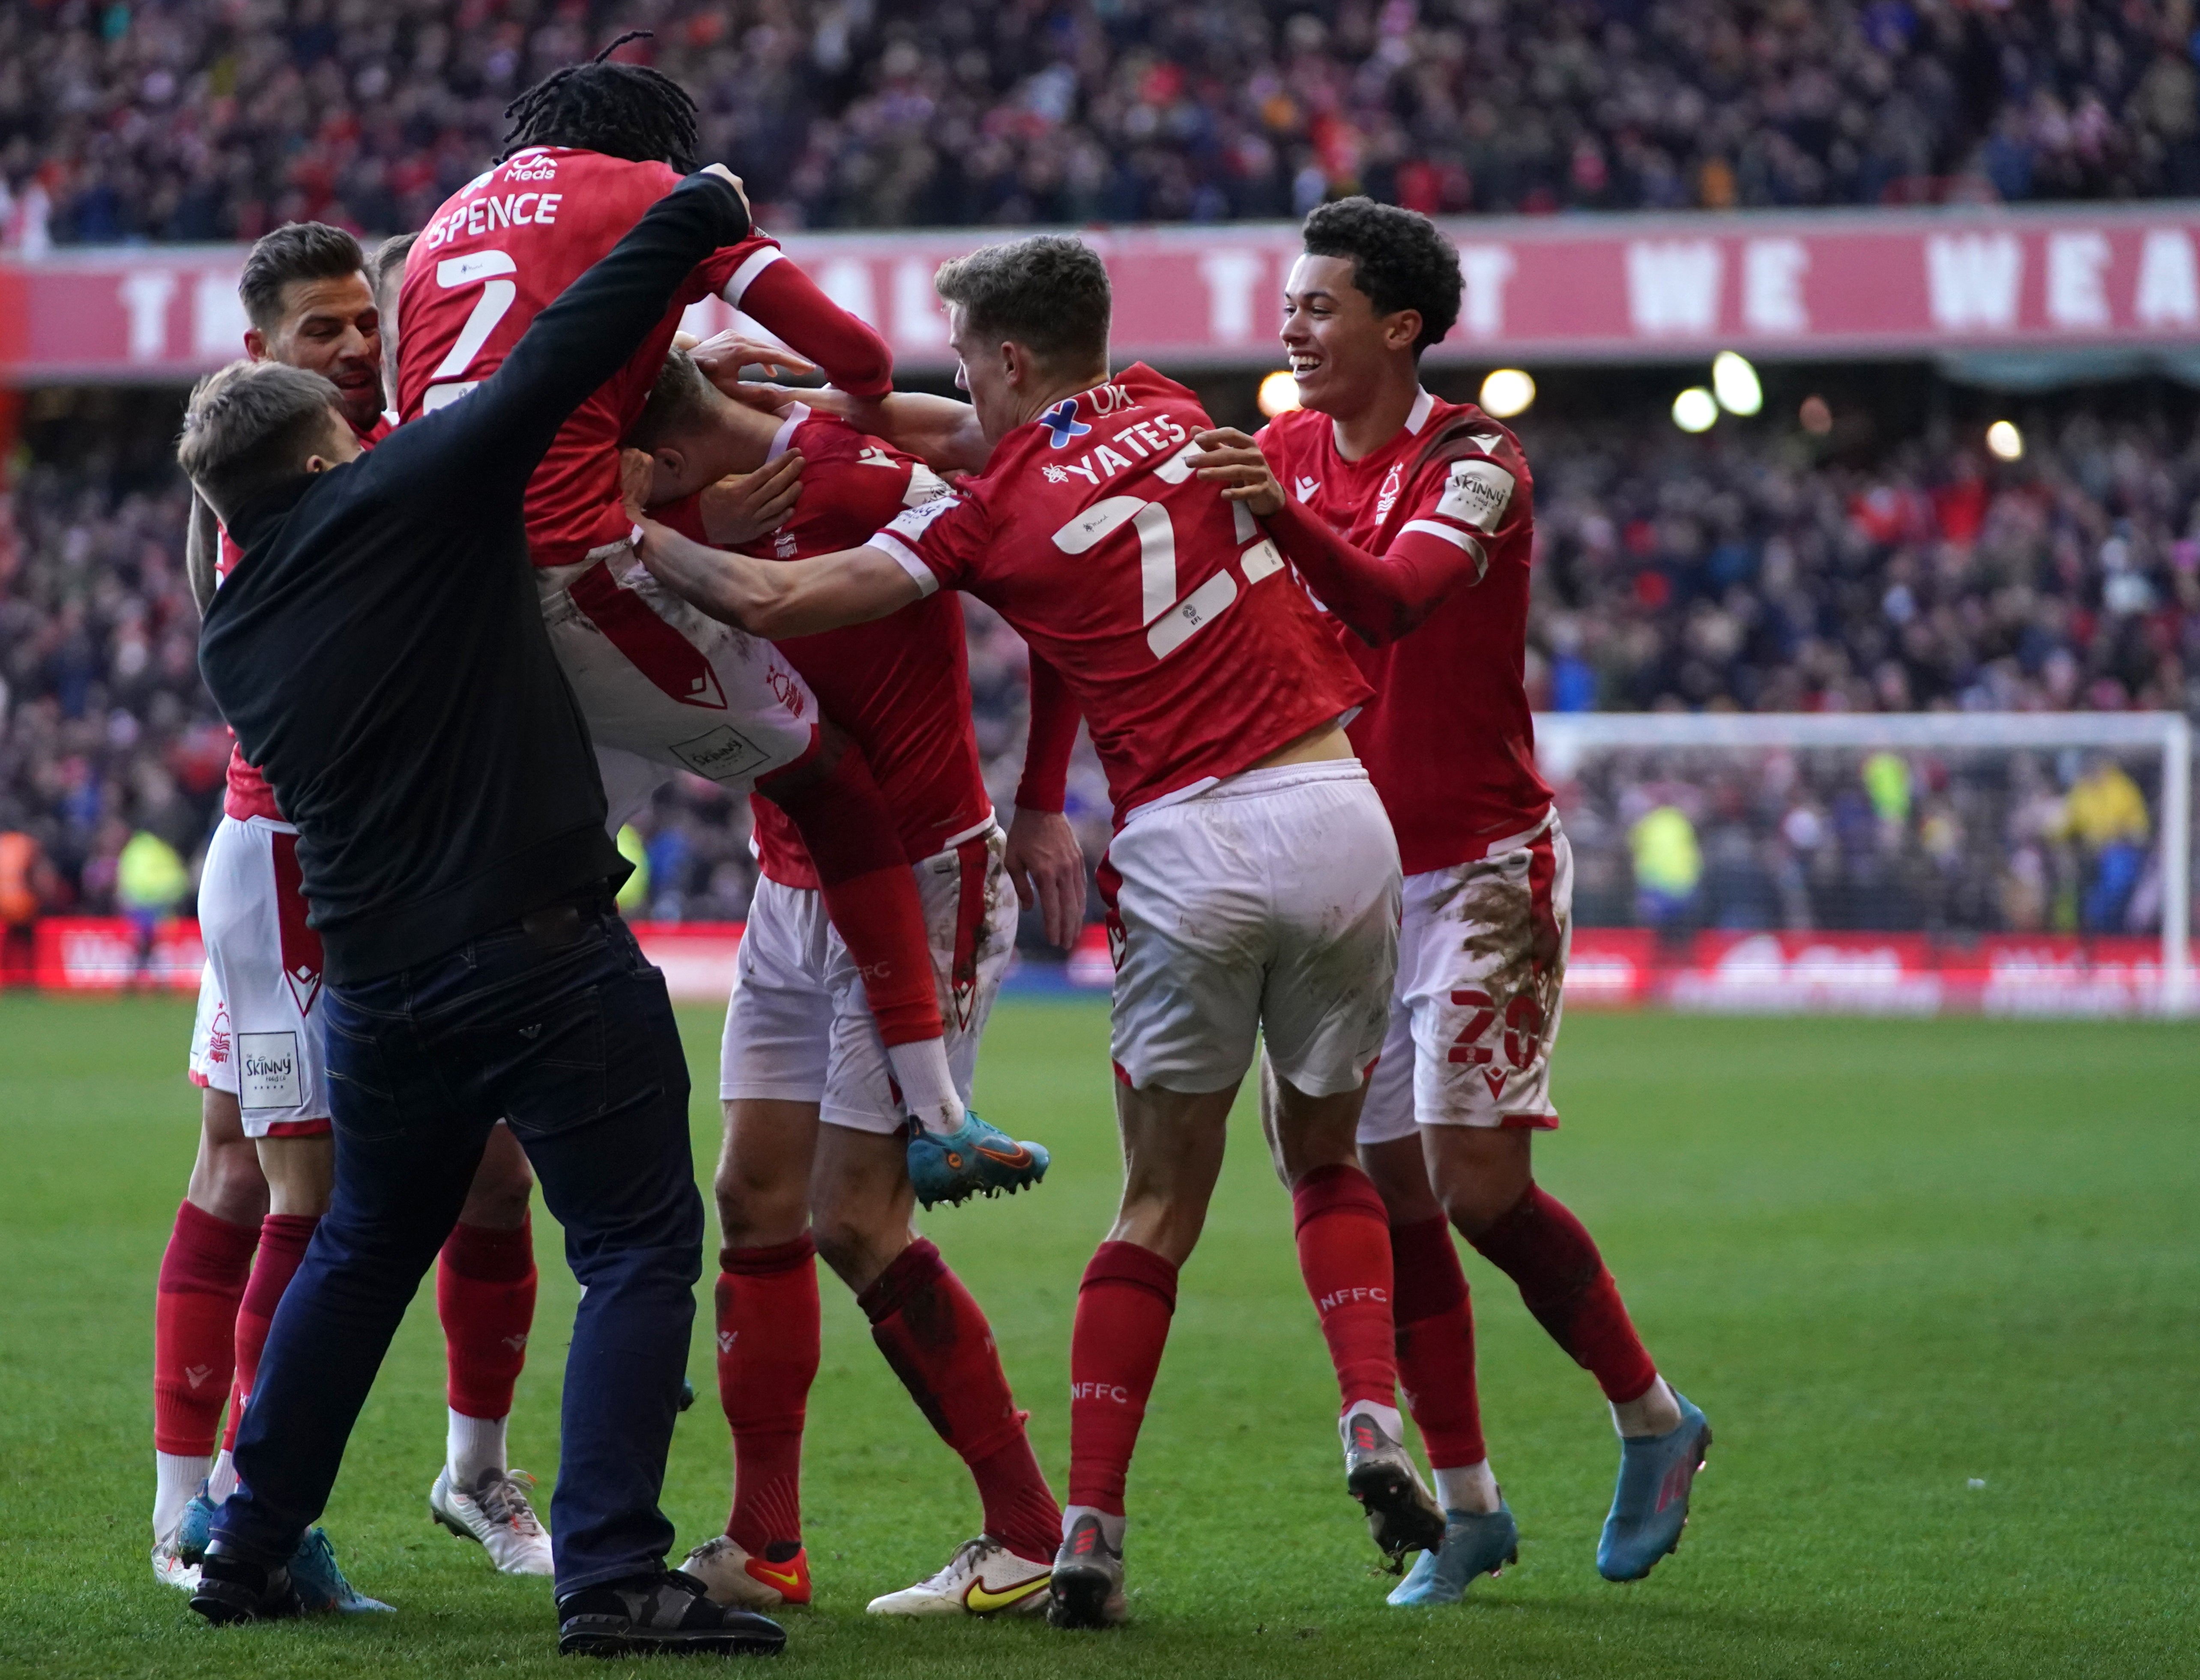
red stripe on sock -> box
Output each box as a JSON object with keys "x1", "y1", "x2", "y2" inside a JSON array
[
  {"x1": 716, "y1": 1239, "x2": 819, "y2": 1554},
  {"x1": 1291, "y1": 1165, "x2": 1398, "y2": 1412},
  {"x1": 1469, "y1": 1184, "x2": 1657, "y2": 1404},
  {"x1": 437, "y1": 1217, "x2": 537, "y2": 1421},
  {"x1": 223, "y1": 1213, "x2": 317, "y2": 1453},
  {"x1": 153, "y1": 1202, "x2": 259, "y2": 1456},
  {"x1": 859, "y1": 1239, "x2": 1060, "y2": 1562},
  {"x1": 1067, "y1": 1241, "x2": 1178, "y2": 1518},
  {"x1": 1389, "y1": 1216, "x2": 1486, "y2": 1470}
]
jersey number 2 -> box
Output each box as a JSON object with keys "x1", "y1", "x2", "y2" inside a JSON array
[
  {"x1": 420, "y1": 251, "x2": 518, "y2": 413},
  {"x1": 1049, "y1": 449, "x2": 1283, "y2": 660}
]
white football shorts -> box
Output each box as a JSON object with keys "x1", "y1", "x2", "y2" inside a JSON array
[
  {"x1": 1101, "y1": 761, "x2": 1400, "y2": 1098},
  {"x1": 1357, "y1": 813, "x2": 1571, "y2": 1144},
  {"x1": 540, "y1": 540, "x2": 820, "y2": 830},
  {"x1": 720, "y1": 824, "x2": 1015, "y2": 1133},
  {"x1": 186, "y1": 813, "x2": 332, "y2": 1137}
]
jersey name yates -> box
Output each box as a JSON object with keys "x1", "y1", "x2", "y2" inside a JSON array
[{"x1": 1038, "y1": 411, "x2": 1190, "y2": 487}]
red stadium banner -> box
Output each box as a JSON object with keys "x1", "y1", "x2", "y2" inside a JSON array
[
  {"x1": 16, "y1": 918, "x2": 2179, "y2": 1015},
  {"x1": 9, "y1": 205, "x2": 2200, "y2": 382}
]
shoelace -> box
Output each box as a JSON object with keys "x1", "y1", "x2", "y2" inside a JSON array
[
  {"x1": 475, "y1": 1470, "x2": 547, "y2": 1537},
  {"x1": 921, "y1": 1536, "x2": 1003, "y2": 1590}
]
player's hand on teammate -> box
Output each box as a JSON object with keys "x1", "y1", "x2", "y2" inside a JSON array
[
  {"x1": 691, "y1": 331, "x2": 818, "y2": 392},
  {"x1": 619, "y1": 448, "x2": 657, "y2": 525},
  {"x1": 1190, "y1": 427, "x2": 1285, "y2": 517},
  {"x1": 698, "y1": 163, "x2": 753, "y2": 219},
  {"x1": 700, "y1": 453, "x2": 805, "y2": 546},
  {"x1": 1004, "y1": 807, "x2": 1087, "y2": 949}
]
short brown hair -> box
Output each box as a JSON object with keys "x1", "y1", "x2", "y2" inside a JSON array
[
  {"x1": 176, "y1": 360, "x2": 346, "y2": 520},
  {"x1": 369, "y1": 231, "x2": 418, "y2": 301},
  {"x1": 238, "y1": 222, "x2": 368, "y2": 331},
  {"x1": 625, "y1": 347, "x2": 715, "y2": 452},
  {"x1": 933, "y1": 235, "x2": 1110, "y2": 371}
]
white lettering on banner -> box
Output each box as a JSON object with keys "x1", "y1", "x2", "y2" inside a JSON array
[
  {"x1": 2136, "y1": 228, "x2": 2200, "y2": 327},
  {"x1": 1742, "y1": 238, "x2": 1809, "y2": 333},
  {"x1": 1925, "y1": 233, "x2": 2021, "y2": 330},
  {"x1": 119, "y1": 269, "x2": 177, "y2": 362},
  {"x1": 1457, "y1": 244, "x2": 1516, "y2": 338},
  {"x1": 1625, "y1": 240, "x2": 1723, "y2": 335},
  {"x1": 893, "y1": 257, "x2": 948, "y2": 351},
  {"x1": 1197, "y1": 249, "x2": 1266, "y2": 343},
  {"x1": 192, "y1": 270, "x2": 249, "y2": 357},
  {"x1": 2046, "y1": 231, "x2": 2111, "y2": 329},
  {"x1": 818, "y1": 257, "x2": 877, "y2": 328}
]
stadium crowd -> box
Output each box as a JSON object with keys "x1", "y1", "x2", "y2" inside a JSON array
[
  {"x1": 2, "y1": 389, "x2": 2190, "y2": 934},
  {"x1": 6, "y1": 0, "x2": 2200, "y2": 247}
]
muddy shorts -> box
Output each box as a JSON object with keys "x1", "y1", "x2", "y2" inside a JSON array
[{"x1": 1357, "y1": 813, "x2": 1571, "y2": 1143}]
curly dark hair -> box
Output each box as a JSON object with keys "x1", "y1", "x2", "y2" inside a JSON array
[
  {"x1": 499, "y1": 33, "x2": 700, "y2": 173},
  {"x1": 1301, "y1": 197, "x2": 1462, "y2": 356}
]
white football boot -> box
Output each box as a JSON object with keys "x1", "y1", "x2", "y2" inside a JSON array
[
  {"x1": 429, "y1": 1465, "x2": 554, "y2": 1575},
  {"x1": 151, "y1": 1534, "x2": 200, "y2": 1592},
  {"x1": 677, "y1": 1534, "x2": 810, "y2": 1609},
  {"x1": 867, "y1": 1535, "x2": 1051, "y2": 1617}
]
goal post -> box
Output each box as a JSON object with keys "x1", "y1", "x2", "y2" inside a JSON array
[{"x1": 1533, "y1": 710, "x2": 2193, "y2": 1017}]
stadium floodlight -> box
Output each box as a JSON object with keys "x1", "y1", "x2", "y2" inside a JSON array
[
  {"x1": 1533, "y1": 708, "x2": 2193, "y2": 1015},
  {"x1": 1712, "y1": 351, "x2": 1763, "y2": 416},
  {"x1": 1257, "y1": 371, "x2": 1301, "y2": 416},
  {"x1": 1479, "y1": 368, "x2": 1535, "y2": 418},
  {"x1": 1986, "y1": 419, "x2": 2024, "y2": 461},
  {"x1": 1672, "y1": 387, "x2": 1718, "y2": 433}
]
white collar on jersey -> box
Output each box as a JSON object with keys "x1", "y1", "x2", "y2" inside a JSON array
[
  {"x1": 765, "y1": 403, "x2": 812, "y2": 465},
  {"x1": 1404, "y1": 388, "x2": 1435, "y2": 434}
]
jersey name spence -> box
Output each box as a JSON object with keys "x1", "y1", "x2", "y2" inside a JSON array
[
  {"x1": 868, "y1": 362, "x2": 1369, "y2": 824},
  {"x1": 397, "y1": 147, "x2": 760, "y2": 568}
]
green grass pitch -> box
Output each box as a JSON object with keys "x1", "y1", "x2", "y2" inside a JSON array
[{"x1": 0, "y1": 993, "x2": 2194, "y2": 1678}]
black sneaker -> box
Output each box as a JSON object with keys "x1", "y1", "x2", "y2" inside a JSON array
[
  {"x1": 188, "y1": 1542, "x2": 304, "y2": 1625},
  {"x1": 556, "y1": 1568, "x2": 787, "y2": 1658},
  {"x1": 1046, "y1": 1514, "x2": 1127, "y2": 1629}
]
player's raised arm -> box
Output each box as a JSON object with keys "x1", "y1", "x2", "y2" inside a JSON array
[
  {"x1": 1189, "y1": 424, "x2": 1507, "y2": 646},
  {"x1": 396, "y1": 167, "x2": 753, "y2": 494},
  {"x1": 633, "y1": 515, "x2": 920, "y2": 639}
]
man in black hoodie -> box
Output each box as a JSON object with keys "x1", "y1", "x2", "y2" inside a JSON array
[{"x1": 182, "y1": 164, "x2": 781, "y2": 1659}]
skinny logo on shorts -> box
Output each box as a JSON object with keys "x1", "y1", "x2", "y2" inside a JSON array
[
  {"x1": 670, "y1": 725, "x2": 773, "y2": 784},
  {"x1": 239, "y1": 1031, "x2": 303, "y2": 1109}
]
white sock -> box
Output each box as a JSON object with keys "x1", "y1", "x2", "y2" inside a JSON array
[
  {"x1": 206, "y1": 1450, "x2": 239, "y2": 1505},
  {"x1": 1061, "y1": 1504, "x2": 1126, "y2": 1554},
  {"x1": 1342, "y1": 1400, "x2": 1406, "y2": 1445},
  {"x1": 1611, "y1": 1375, "x2": 1682, "y2": 1439},
  {"x1": 1432, "y1": 1460, "x2": 1502, "y2": 1516},
  {"x1": 448, "y1": 1410, "x2": 510, "y2": 1489},
  {"x1": 154, "y1": 1452, "x2": 211, "y2": 1541},
  {"x1": 885, "y1": 1038, "x2": 966, "y2": 1137}
]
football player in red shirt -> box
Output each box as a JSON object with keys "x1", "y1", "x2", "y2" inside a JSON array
[
  {"x1": 1189, "y1": 198, "x2": 1712, "y2": 1599},
  {"x1": 612, "y1": 348, "x2": 1079, "y2": 1616},
  {"x1": 397, "y1": 45, "x2": 1042, "y2": 1207},
  {"x1": 155, "y1": 224, "x2": 545, "y2": 1605},
  {"x1": 630, "y1": 235, "x2": 1446, "y2": 1628}
]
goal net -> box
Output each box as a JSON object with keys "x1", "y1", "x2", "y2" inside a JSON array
[{"x1": 1535, "y1": 711, "x2": 2194, "y2": 1018}]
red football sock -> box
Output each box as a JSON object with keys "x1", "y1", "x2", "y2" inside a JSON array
[
  {"x1": 153, "y1": 1201, "x2": 258, "y2": 1456},
  {"x1": 1389, "y1": 1215, "x2": 1486, "y2": 1469},
  {"x1": 1291, "y1": 1164, "x2": 1398, "y2": 1412},
  {"x1": 717, "y1": 1236, "x2": 821, "y2": 1555},
  {"x1": 859, "y1": 1238, "x2": 1061, "y2": 1564},
  {"x1": 221, "y1": 1212, "x2": 318, "y2": 1453},
  {"x1": 1468, "y1": 1183, "x2": 1658, "y2": 1404},
  {"x1": 436, "y1": 1217, "x2": 537, "y2": 1421},
  {"x1": 756, "y1": 741, "x2": 941, "y2": 1049},
  {"x1": 1067, "y1": 1240, "x2": 1179, "y2": 1518}
]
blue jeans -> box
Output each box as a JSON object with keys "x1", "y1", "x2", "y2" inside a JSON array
[{"x1": 213, "y1": 897, "x2": 702, "y2": 1594}]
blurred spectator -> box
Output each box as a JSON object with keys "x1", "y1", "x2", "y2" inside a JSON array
[
  {"x1": 2052, "y1": 750, "x2": 2151, "y2": 930},
  {"x1": 115, "y1": 824, "x2": 188, "y2": 980},
  {"x1": 0, "y1": 822, "x2": 59, "y2": 981},
  {"x1": 10, "y1": 0, "x2": 2200, "y2": 247},
  {"x1": 1629, "y1": 802, "x2": 1702, "y2": 934}
]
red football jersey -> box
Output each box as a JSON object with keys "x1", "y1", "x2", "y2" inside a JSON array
[
  {"x1": 731, "y1": 406, "x2": 989, "y2": 887},
  {"x1": 215, "y1": 413, "x2": 392, "y2": 822},
  {"x1": 1259, "y1": 390, "x2": 1552, "y2": 874},
  {"x1": 867, "y1": 363, "x2": 1370, "y2": 826},
  {"x1": 398, "y1": 147, "x2": 772, "y2": 569}
]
